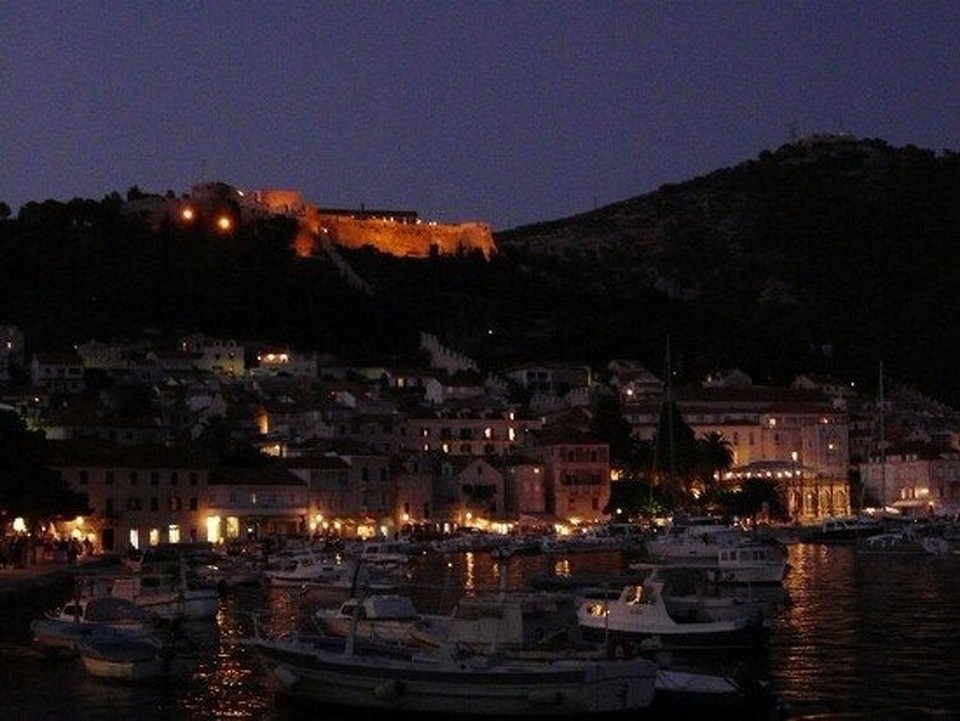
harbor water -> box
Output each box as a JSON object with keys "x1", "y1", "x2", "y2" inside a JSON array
[{"x1": 1, "y1": 543, "x2": 959, "y2": 720}]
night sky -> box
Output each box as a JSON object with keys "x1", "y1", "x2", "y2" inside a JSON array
[{"x1": 3, "y1": 2, "x2": 958, "y2": 230}]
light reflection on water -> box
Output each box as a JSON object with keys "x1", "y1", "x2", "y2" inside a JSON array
[
  {"x1": 2, "y1": 545, "x2": 960, "y2": 719},
  {"x1": 770, "y1": 544, "x2": 960, "y2": 719}
]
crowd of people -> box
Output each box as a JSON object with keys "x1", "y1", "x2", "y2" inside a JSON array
[{"x1": 0, "y1": 534, "x2": 93, "y2": 570}]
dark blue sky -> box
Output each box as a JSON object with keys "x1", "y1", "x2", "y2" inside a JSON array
[{"x1": 3, "y1": 2, "x2": 958, "y2": 230}]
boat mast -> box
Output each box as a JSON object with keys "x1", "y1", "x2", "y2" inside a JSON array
[{"x1": 879, "y1": 361, "x2": 886, "y2": 513}]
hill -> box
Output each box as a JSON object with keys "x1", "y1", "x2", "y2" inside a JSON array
[
  {"x1": 493, "y1": 135, "x2": 960, "y2": 403},
  {"x1": 2, "y1": 136, "x2": 959, "y2": 404}
]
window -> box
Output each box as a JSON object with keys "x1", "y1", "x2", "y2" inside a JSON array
[
  {"x1": 169, "y1": 496, "x2": 183, "y2": 511},
  {"x1": 79, "y1": 470, "x2": 89, "y2": 485},
  {"x1": 189, "y1": 498, "x2": 198, "y2": 511},
  {"x1": 189, "y1": 472, "x2": 198, "y2": 486},
  {"x1": 126, "y1": 497, "x2": 142, "y2": 511},
  {"x1": 170, "y1": 472, "x2": 179, "y2": 485},
  {"x1": 150, "y1": 472, "x2": 159, "y2": 486},
  {"x1": 105, "y1": 471, "x2": 115, "y2": 485},
  {"x1": 150, "y1": 497, "x2": 159, "y2": 511},
  {"x1": 129, "y1": 471, "x2": 138, "y2": 485}
]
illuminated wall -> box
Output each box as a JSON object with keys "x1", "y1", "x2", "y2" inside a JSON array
[
  {"x1": 228, "y1": 187, "x2": 497, "y2": 259},
  {"x1": 313, "y1": 212, "x2": 496, "y2": 258}
]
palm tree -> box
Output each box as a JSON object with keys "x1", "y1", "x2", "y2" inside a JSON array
[{"x1": 697, "y1": 431, "x2": 734, "y2": 493}]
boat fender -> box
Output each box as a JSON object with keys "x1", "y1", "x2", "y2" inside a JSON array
[
  {"x1": 273, "y1": 664, "x2": 301, "y2": 689},
  {"x1": 527, "y1": 688, "x2": 564, "y2": 706},
  {"x1": 374, "y1": 679, "x2": 406, "y2": 699}
]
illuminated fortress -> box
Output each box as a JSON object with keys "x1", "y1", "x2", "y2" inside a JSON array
[
  {"x1": 251, "y1": 189, "x2": 497, "y2": 259},
  {"x1": 125, "y1": 184, "x2": 496, "y2": 260}
]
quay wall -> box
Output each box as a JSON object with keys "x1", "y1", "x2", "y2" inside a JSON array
[{"x1": 0, "y1": 564, "x2": 75, "y2": 641}]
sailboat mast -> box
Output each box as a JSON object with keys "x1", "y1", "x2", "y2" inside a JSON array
[{"x1": 879, "y1": 361, "x2": 886, "y2": 512}]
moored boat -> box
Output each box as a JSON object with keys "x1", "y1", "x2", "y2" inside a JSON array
[
  {"x1": 856, "y1": 528, "x2": 927, "y2": 554},
  {"x1": 805, "y1": 515, "x2": 885, "y2": 543},
  {"x1": 645, "y1": 516, "x2": 746, "y2": 563},
  {"x1": 247, "y1": 630, "x2": 657, "y2": 717},
  {"x1": 313, "y1": 594, "x2": 446, "y2": 646},
  {"x1": 705, "y1": 541, "x2": 789, "y2": 586},
  {"x1": 577, "y1": 575, "x2": 764, "y2": 650},
  {"x1": 76, "y1": 629, "x2": 198, "y2": 682},
  {"x1": 31, "y1": 595, "x2": 158, "y2": 654},
  {"x1": 106, "y1": 575, "x2": 220, "y2": 620}
]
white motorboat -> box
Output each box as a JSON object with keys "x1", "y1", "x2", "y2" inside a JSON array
[
  {"x1": 106, "y1": 575, "x2": 220, "y2": 621},
  {"x1": 263, "y1": 554, "x2": 349, "y2": 586},
  {"x1": 652, "y1": 666, "x2": 782, "y2": 716},
  {"x1": 247, "y1": 630, "x2": 657, "y2": 716},
  {"x1": 407, "y1": 590, "x2": 596, "y2": 655},
  {"x1": 578, "y1": 576, "x2": 763, "y2": 650},
  {"x1": 31, "y1": 595, "x2": 158, "y2": 653},
  {"x1": 352, "y1": 540, "x2": 415, "y2": 568},
  {"x1": 645, "y1": 516, "x2": 746, "y2": 563},
  {"x1": 314, "y1": 594, "x2": 447, "y2": 646},
  {"x1": 263, "y1": 555, "x2": 397, "y2": 592},
  {"x1": 584, "y1": 565, "x2": 773, "y2": 630},
  {"x1": 704, "y1": 541, "x2": 789, "y2": 586},
  {"x1": 857, "y1": 526, "x2": 928, "y2": 554},
  {"x1": 632, "y1": 539, "x2": 788, "y2": 587},
  {"x1": 806, "y1": 515, "x2": 885, "y2": 543}
]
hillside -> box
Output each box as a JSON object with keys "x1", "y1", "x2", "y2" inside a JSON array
[
  {"x1": 494, "y1": 136, "x2": 960, "y2": 403},
  {"x1": 2, "y1": 136, "x2": 959, "y2": 405}
]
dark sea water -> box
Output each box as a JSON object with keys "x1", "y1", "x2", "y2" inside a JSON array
[{"x1": 2, "y1": 543, "x2": 959, "y2": 720}]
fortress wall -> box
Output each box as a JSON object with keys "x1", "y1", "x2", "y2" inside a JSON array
[
  {"x1": 277, "y1": 200, "x2": 496, "y2": 259},
  {"x1": 318, "y1": 214, "x2": 496, "y2": 257}
]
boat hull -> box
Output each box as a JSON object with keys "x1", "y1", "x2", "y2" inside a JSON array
[
  {"x1": 579, "y1": 623, "x2": 763, "y2": 651},
  {"x1": 251, "y1": 635, "x2": 656, "y2": 717},
  {"x1": 77, "y1": 636, "x2": 197, "y2": 682}
]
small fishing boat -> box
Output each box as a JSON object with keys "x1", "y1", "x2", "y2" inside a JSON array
[{"x1": 76, "y1": 629, "x2": 198, "y2": 682}]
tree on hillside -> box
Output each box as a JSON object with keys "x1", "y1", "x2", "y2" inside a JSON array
[{"x1": 0, "y1": 411, "x2": 89, "y2": 529}]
